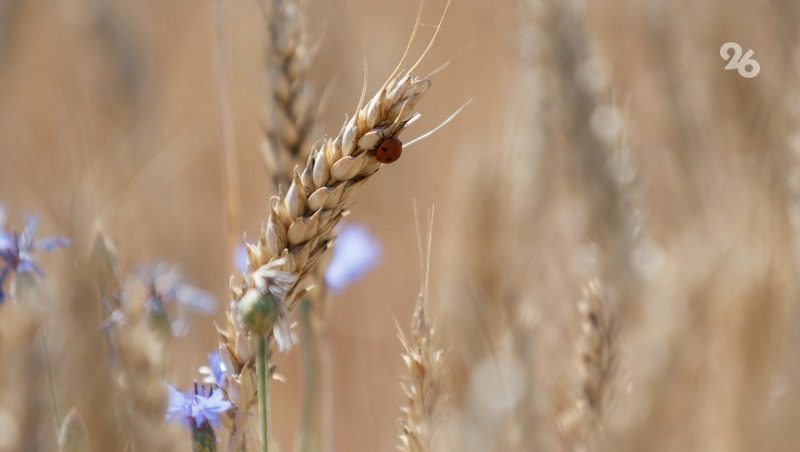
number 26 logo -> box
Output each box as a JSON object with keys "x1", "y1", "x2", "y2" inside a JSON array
[{"x1": 720, "y1": 42, "x2": 760, "y2": 79}]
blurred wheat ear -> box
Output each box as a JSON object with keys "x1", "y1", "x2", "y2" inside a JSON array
[
  {"x1": 259, "y1": 0, "x2": 320, "y2": 191},
  {"x1": 435, "y1": 0, "x2": 644, "y2": 450},
  {"x1": 397, "y1": 204, "x2": 444, "y2": 452},
  {"x1": 0, "y1": 302, "x2": 45, "y2": 451},
  {"x1": 103, "y1": 284, "x2": 181, "y2": 449}
]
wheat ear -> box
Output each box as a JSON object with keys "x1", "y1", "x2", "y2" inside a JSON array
[
  {"x1": 219, "y1": 66, "x2": 431, "y2": 452},
  {"x1": 578, "y1": 280, "x2": 614, "y2": 415},
  {"x1": 397, "y1": 204, "x2": 443, "y2": 452},
  {"x1": 91, "y1": 231, "x2": 182, "y2": 452},
  {"x1": 233, "y1": 68, "x2": 430, "y2": 336},
  {"x1": 260, "y1": 0, "x2": 318, "y2": 190}
]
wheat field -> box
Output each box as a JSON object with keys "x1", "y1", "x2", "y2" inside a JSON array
[{"x1": 0, "y1": 0, "x2": 799, "y2": 451}]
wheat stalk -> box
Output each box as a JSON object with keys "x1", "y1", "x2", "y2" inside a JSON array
[{"x1": 212, "y1": 0, "x2": 242, "y2": 275}]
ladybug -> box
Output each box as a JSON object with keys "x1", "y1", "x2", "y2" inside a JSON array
[{"x1": 375, "y1": 136, "x2": 403, "y2": 163}]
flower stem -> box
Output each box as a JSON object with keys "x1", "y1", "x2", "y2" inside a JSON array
[
  {"x1": 15, "y1": 275, "x2": 63, "y2": 433},
  {"x1": 42, "y1": 334, "x2": 63, "y2": 431},
  {"x1": 192, "y1": 422, "x2": 218, "y2": 452},
  {"x1": 319, "y1": 292, "x2": 335, "y2": 452},
  {"x1": 299, "y1": 299, "x2": 318, "y2": 452},
  {"x1": 257, "y1": 334, "x2": 270, "y2": 452}
]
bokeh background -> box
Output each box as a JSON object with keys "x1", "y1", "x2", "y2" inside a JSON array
[
  {"x1": 2, "y1": 0, "x2": 800, "y2": 451},
  {"x1": 0, "y1": 0, "x2": 505, "y2": 450}
]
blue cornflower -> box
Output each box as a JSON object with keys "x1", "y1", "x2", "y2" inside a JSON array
[
  {"x1": 115, "y1": 263, "x2": 216, "y2": 337},
  {"x1": 325, "y1": 224, "x2": 381, "y2": 293},
  {"x1": 234, "y1": 242, "x2": 249, "y2": 275},
  {"x1": 166, "y1": 383, "x2": 232, "y2": 430},
  {"x1": 199, "y1": 350, "x2": 228, "y2": 388},
  {"x1": 0, "y1": 209, "x2": 69, "y2": 302},
  {"x1": 134, "y1": 263, "x2": 216, "y2": 315}
]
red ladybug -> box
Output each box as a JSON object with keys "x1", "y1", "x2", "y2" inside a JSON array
[{"x1": 375, "y1": 137, "x2": 403, "y2": 163}]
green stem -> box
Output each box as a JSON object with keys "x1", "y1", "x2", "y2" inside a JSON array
[
  {"x1": 15, "y1": 271, "x2": 63, "y2": 438},
  {"x1": 319, "y1": 291, "x2": 334, "y2": 452},
  {"x1": 256, "y1": 334, "x2": 270, "y2": 452},
  {"x1": 319, "y1": 329, "x2": 334, "y2": 452},
  {"x1": 42, "y1": 334, "x2": 63, "y2": 431},
  {"x1": 299, "y1": 300, "x2": 318, "y2": 452},
  {"x1": 192, "y1": 422, "x2": 218, "y2": 452}
]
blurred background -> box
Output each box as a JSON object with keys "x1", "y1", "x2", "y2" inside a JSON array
[{"x1": 2, "y1": 0, "x2": 800, "y2": 451}]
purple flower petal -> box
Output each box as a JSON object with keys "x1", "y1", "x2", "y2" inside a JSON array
[
  {"x1": 192, "y1": 389, "x2": 231, "y2": 428},
  {"x1": 0, "y1": 232, "x2": 13, "y2": 251},
  {"x1": 165, "y1": 384, "x2": 192, "y2": 429},
  {"x1": 0, "y1": 208, "x2": 68, "y2": 284},
  {"x1": 134, "y1": 263, "x2": 217, "y2": 315},
  {"x1": 172, "y1": 284, "x2": 216, "y2": 314},
  {"x1": 208, "y1": 351, "x2": 226, "y2": 387},
  {"x1": 234, "y1": 243, "x2": 249, "y2": 274},
  {"x1": 37, "y1": 236, "x2": 70, "y2": 252},
  {"x1": 166, "y1": 384, "x2": 232, "y2": 431},
  {"x1": 21, "y1": 215, "x2": 39, "y2": 248},
  {"x1": 17, "y1": 260, "x2": 43, "y2": 276},
  {"x1": 0, "y1": 267, "x2": 8, "y2": 303},
  {"x1": 325, "y1": 224, "x2": 381, "y2": 293}
]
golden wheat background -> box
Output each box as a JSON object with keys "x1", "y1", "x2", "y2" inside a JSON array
[{"x1": 1, "y1": 0, "x2": 799, "y2": 451}]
